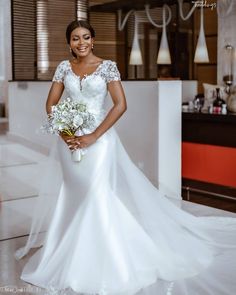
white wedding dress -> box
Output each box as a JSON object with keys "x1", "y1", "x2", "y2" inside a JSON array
[{"x1": 15, "y1": 60, "x2": 236, "y2": 295}]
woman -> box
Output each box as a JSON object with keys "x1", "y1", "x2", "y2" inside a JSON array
[{"x1": 15, "y1": 20, "x2": 236, "y2": 295}]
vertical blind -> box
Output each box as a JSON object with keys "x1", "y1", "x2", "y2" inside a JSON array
[
  {"x1": 12, "y1": 0, "x2": 119, "y2": 81},
  {"x1": 37, "y1": 0, "x2": 76, "y2": 80},
  {"x1": 89, "y1": 12, "x2": 117, "y2": 61},
  {"x1": 12, "y1": 0, "x2": 118, "y2": 81},
  {"x1": 12, "y1": 0, "x2": 82, "y2": 80},
  {"x1": 12, "y1": 0, "x2": 37, "y2": 80}
]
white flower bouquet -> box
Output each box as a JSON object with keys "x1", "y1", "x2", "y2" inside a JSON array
[{"x1": 41, "y1": 97, "x2": 96, "y2": 162}]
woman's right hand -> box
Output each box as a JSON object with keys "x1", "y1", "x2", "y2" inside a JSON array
[{"x1": 60, "y1": 133, "x2": 77, "y2": 151}]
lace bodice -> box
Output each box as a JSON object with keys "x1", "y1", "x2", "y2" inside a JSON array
[{"x1": 52, "y1": 60, "x2": 121, "y2": 128}]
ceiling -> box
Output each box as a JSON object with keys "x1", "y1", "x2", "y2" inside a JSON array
[{"x1": 89, "y1": 0, "x2": 193, "y2": 13}]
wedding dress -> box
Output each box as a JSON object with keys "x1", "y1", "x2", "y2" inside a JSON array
[{"x1": 15, "y1": 60, "x2": 236, "y2": 295}]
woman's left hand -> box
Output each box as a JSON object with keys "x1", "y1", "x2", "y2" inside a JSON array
[{"x1": 72, "y1": 132, "x2": 97, "y2": 149}]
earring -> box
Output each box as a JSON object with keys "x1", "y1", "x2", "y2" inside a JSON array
[
  {"x1": 92, "y1": 44, "x2": 94, "y2": 49},
  {"x1": 69, "y1": 47, "x2": 72, "y2": 52}
]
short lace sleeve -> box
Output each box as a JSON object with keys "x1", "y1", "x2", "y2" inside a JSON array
[
  {"x1": 105, "y1": 61, "x2": 121, "y2": 83},
  {"x1": 52, "y1": 60, "x2": 67, "y2": 83}
]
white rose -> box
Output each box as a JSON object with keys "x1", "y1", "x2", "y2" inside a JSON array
[
  {"x1": 73, "y1": 115, "x2": 83, "y2": 128},
  {"x1": 57, "y1": 124, "x2": 65, "y2": 131}
]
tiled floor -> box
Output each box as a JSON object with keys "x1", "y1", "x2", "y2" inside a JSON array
[{"x1": 0, "y1": 135, "x2": 235, "y2": 294}]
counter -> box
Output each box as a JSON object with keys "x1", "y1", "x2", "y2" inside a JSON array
[
  {"x1": 182, "y1": 111, "x2": 236, "y2": 200},
  {"x1": 182, "y1": 111, "x2": 236, "y2": 148}
]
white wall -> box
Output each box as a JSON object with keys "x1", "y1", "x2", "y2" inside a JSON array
[
  {"x1": 182, "y1": 81, "x2": 198, "y2": 103},
  {"x1": 8, "y1": 82, "x2": 67, "y2": 152},
  {"x1": 0, "y1": 0, "x2": 12, "y2": 112},
  {"x1": 157, "y1": 81, "x2": 182, "y2": 198},
  {"x1": 8, "y1": 80, "x2": 182, "y2": 198}
]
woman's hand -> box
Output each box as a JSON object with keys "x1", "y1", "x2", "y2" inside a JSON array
[
  {"x1": 73, "y1": 133, "x2": 97, "y2": 149},
  {"x1": 60, "y1": 132, "x2": 97, "y2": 150},
  {"x1": 60, "y1": 133, "x2": 77, "y2": 151}
]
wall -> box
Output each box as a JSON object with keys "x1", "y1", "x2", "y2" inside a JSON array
[
  {"x1": 182, "y1": 80, "x2": 198, "y2": 103},
  {"x1": 0, "y1": 0, "x2": 12, "y2": 113},
  {"x1": 8, "y1": 82, "x2": 60, "y2": 150}
]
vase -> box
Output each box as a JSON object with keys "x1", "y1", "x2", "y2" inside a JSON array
[{"x1": 227, "y1": 86, "x2": 236, "y2": 113}]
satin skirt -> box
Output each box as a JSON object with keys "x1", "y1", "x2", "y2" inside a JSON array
[{"x1": 17, "y1": 127, "x2": 236, "y2": 295}]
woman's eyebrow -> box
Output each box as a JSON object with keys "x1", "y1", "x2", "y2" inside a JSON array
[{"x1": 71, "y1": 33, "x2": 90, "y2": 38}]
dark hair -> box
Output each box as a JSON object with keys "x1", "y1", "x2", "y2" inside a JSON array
[{"x1": 66, "y1": 20, "x2": 95, "y2": 58}]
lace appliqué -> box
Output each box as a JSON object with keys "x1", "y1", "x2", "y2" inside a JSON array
[
  {"x1": 52, "y1": 60, "x2": 69, "y2": 83},
  {"x1": 105, "y1": 61, "x2": 121, "y2": 83},
  {"x1": 91, "y1": 60, "x2": 121, "y2": 84},
  {"x1": 52, "y1": 60, "x2": 121, "y2": 85}
]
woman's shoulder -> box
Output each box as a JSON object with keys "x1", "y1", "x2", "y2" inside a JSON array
[
  {"x1": 52, "y1": 60, "x2": 70, "y2": 83},
  {"x1": 56, "y1": 60, "x2": 70, "y2": 68},
  {"x1": 102, "y1": 59, "x2": 117, "y2": 65},
  {"x1": 100, "y1": 59, "x2": 119, "y2": 71},
  {"x1": 100, "y1": 60, "x2": 121, "y2": 82}
]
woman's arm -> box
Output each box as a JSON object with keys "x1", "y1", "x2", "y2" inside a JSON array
[
  {"x1": 94, "y1": 80, "x2": 127, "y2": 138},
  {"x1": 46, "y1": 82, "x2": 64, "y2": 114},
  {"x1": 46, "y1": 82, "x2": 75, "y2": 150},
  {"x1": 74, "y1": 80, "x2": 127, "y2": 149}
]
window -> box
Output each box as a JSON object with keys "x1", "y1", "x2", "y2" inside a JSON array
[
  {"x1": 12, "y1": 0, "x2": 121, "y2": 81},
  {"x1": 12, "y1": 0, "x2": 79, "y2": 80}
]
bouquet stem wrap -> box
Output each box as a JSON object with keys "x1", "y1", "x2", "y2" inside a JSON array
[{"x1": 71, "y1": 149, "x2": 82, "y2": 162}]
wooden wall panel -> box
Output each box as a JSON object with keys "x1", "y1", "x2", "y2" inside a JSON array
[
  {"x1": 207, "y1": 36, "x2": 217, "y2": 64},
  {"x1": 193, "y1": 6, "x2": 218, "y2": 92},
  {"x1": 196, "y1": 65, "x2": 217, "y2": 93}
]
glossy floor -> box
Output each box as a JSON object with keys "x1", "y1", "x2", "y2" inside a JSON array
[{"x1": 0, "y1": 135, "x2": 235, "y2": 294}]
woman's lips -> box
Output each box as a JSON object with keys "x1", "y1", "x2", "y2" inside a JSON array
[{"x1": 76, "y1": 46, "x2": 89, "y2": 52}]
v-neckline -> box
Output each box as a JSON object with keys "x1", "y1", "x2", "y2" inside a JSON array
[{"x1": 68, "y1": 59, "x2": 105, "y2": 81}]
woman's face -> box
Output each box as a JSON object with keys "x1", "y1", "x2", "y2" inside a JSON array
[{"x1": 70, "y1": 27, "x2": 94, "y2": 57}]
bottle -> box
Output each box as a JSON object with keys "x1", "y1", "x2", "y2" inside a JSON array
[
  {"x1": 208, "y1": 103, "x2": 213, "y2": 114},
  {"x1": 221, "y1": 104, "x2": 227, "y2": 115},
  {"x1": 213, "y1": 88, "x2": 225, "y2": 114},
  {"x1": 188, "y1": 101, "x2": 194, "y2": 111}
]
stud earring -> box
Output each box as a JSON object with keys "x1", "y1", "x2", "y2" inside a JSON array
[{"x1": 92, "y1": 44, "x2": 94, "y2": 49}]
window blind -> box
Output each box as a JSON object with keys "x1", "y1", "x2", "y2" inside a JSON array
[
  {"x1": 12, "y1": 0, "x2": 36, "y2": 80},
  {"x1": 12, "y1": 0, "x2": 77, "y2": 80},
  {"x1": 12, "y1": 0, "x2": 118, "y2": 81}
]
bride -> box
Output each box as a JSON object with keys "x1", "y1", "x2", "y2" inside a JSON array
[{"x1": 15, "y1": 20, "x2": 236, "y2": 295}]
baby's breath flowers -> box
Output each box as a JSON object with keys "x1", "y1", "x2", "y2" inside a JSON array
[
  {"x1": 41, "y1": 97, "x2": 96, "y2": 162},
  {"x1": 41, "y1": 97, "x2": 96, "y2": 136}
]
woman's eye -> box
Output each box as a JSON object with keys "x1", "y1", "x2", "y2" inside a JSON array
[
  {"x1": 72, "y1": 38, "x2": 78, "y2": 41},
  {"x1": 84, "y1": 36, "x2": 90, "y2": 40}
]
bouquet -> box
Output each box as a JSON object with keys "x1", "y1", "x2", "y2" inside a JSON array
[{"x1": 41, "y1": 97, "x2": 96, "y2": 162}]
